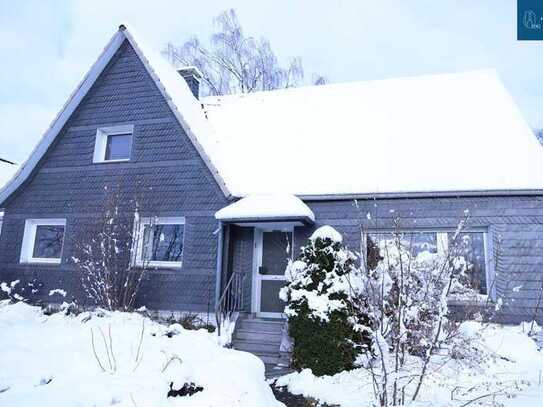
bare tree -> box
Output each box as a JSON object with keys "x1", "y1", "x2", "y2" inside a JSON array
[
  {"x1": 163, "y1": 9, "x2": 326, "y2": 96},
  {"x1": 71, "y1": 184, "x2": 154, "y2": 312}
]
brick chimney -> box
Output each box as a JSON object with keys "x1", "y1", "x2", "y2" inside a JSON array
[{"x1": 177, "y1": 66, "x2": 203, "y2": 99}]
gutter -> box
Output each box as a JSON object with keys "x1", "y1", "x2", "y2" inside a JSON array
[{"x1": 296, "y1": 188, "x2": 543, "y2": 201}]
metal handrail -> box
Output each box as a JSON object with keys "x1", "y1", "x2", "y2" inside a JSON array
[{"x1": 215, "y1": 271, "x2": 244, "y2": 336}]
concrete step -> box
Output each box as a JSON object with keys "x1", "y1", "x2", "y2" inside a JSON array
[
  {"x1": 234, "y1": 329, "x2": 282, "y2": 342},
  {"x1": 238, "y1": 319, "x2": 285, "y2": 332},
  {"x1": 233, "y1": 339, "x2": 281, "y2": 354},
  {"x1": 255, "y1": 353, "x2": 280, "y2": 365}
]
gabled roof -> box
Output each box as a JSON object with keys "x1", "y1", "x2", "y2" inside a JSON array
[
  {"x1": 0, "y1": 25, "x2": 231, "y2": 206},
  {"x1": 202, "y1": 70, "x2": 543, "y2": 198},
  {"x1": 3, "y1": 27, "x2": 543, "y2": 206}
]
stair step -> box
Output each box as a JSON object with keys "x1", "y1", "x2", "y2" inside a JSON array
[
  {"x1": 235, "y1": 330, "x2": 282, "y2": 342},
  {"x1": 233, "y1": 340, "x2": 281, "y2": 354},
  {"x1": 238, "y1": 319, "x2": 285, "y2": 332},
  {"x1": 255, "y1": 353, "x2": 280, "y2": 364}
]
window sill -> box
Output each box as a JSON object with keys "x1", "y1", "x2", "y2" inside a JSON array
[
  {"x1": 93, "y1": 158, "x2": 130, "y2": 164},
  {"x1": 448, "y1": 293, "x2": 491, "y2": 305},
  {"x1": 134, "y1": 262, "x2": 182, "y2": 269},
  {"x1": 20, "y1": 259, "x2": 62, "y2": 265}
]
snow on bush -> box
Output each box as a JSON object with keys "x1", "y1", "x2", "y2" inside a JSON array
[
  {"x1": 352, "y1": 214, "x2": 497, "y2": 405},
  {"x1": 280, "y1": 226, "x2": 372, "y2": 376},
  {"x1": 0, "y1": 301, "x2": 281, "y2": 406},
  {"x1": 276, "y1": 322, "x2": 543, "y2": 406}
]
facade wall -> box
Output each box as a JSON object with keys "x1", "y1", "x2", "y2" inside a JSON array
[
  {"x1": 211, "y1": 196, "x2": 543, "y2": 324},
  {"x1": 296, "y1": 196, "x2": 543, "y2": 324},
  {"x1": 0, "y1": 39, "x2": 228, "y2": 312}
]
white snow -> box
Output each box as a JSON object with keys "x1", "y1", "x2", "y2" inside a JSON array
[
  {"x1": 215, "y1": 193, "x2": 315, "y2": 222},
  {"x1": 120, "y1": 26, "x2": 229, "y2": 195},
  {"x1": 202, "y1": 70, "x2": 543, "y2": 197},
  {"x1": 309, "y1": 225, "x2": 343, "y2": 243},
  {"x1": 275, "y1": 322, "x2": 543, "y2": 406},
  {"x1": 48, "y1": 289, "x2": 67, "y2": 297},
  {"x1": 0, "y1": 301, "x2": 281, "y2": 406}
]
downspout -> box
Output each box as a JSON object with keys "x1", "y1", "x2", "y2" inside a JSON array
[{"x1": 214, "y1": 221, "x2": 224, "y2": 308}]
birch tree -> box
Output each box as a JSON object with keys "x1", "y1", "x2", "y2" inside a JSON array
[{"x1": 163, "y1": 9, "x2": 326, "y2": 96}]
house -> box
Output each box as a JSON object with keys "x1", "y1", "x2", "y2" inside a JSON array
[{"x1": 1, "y1": 25, "x2": 543, "y2": 366}]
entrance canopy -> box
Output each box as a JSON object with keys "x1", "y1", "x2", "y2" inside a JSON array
[{"x1": 215, "y1": 194, "x2": 315, "y2": 226}]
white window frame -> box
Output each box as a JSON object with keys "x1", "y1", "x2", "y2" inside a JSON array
[
  {"x1": 93, "y1": 124, "x2": 134, "y2": 163},
  {"x1": 364, "y1": 228, "x2": 493, "y2": 299},
  {"x1": 133, "y1": 216, "x2": 185, "y2": 269},
  {"x1": 20, "y1": 218, "x2": 66, "y2": 265}
]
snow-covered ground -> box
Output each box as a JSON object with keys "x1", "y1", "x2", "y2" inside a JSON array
[
  {"x1": 0, "y1": 301, "x2": 281, "y2": 407},
  {"x1": 276, "y1": 322, "x2": 543, "y2": 406},
  {"x1": 4, "y1": 300, "x2": 543, "y2": 406}
]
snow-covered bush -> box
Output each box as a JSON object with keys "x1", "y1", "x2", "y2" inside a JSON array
[
  {"x1": 280, "y1": 226, "x2": 372, "y2": 376},
  {"x1": 359, "y1": 216, "x2": 480, "y2": 405}
]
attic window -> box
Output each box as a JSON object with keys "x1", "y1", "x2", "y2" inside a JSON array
[{"x1": 93, "y1": 125, "x2": 133, "y2": 163}]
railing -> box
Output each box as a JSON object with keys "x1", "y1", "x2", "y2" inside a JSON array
[{"x1": 215, "y1": 271, "x2": 244, "y2": 336}]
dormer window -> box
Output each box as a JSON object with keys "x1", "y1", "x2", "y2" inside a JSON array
[{"x1": 93, "y1": 125, "x2": 133, "y2": 163}]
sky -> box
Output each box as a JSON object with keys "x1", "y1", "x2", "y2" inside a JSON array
[{"x1": 0, "y1": 0, "x2": 542, "y2": 185}]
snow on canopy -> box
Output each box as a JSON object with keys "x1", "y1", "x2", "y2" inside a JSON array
[
  {"x1": 202, "y1": 70, "x2": 543, "y2": 197},
  {"x1": 215, "y1": 193, "x2": 315, "y2": 222}
]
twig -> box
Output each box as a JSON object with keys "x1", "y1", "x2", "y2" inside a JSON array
[
  {"x1": 90, "y1": 328, "x2": 106, "y2": 372},
  {"x1": 98, "y1": 326, "x2": 113, "y2": 371},
  {"x1": 161, "y1": 355, "x2": 183, "y2": 373},
  {"x1": 129, "y1": 393, "x2": 138, "y2": 407},
  {"x1": 108, "y1": 324, "x2": 117, "y2": 372},
  {"x1": 135, "y1": 319, "x2": 145, "y2": 363}
]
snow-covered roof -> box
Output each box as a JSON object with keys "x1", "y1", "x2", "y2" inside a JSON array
[
  {"x1": 215, "y1": 194, "x2": 315, "y2": 223},
  {"x1": 202, "y1": 70, "x2": 543, "y2": 197},
  {"x1": 3, "y1": 26, "x2": 543, "y2": 206}
]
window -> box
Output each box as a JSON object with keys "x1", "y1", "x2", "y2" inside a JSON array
[
  {"x1": 134, "y1": 217, "x2": 185, "y2": 268},
  {"x1": 93, "y1": 125, "x2": 133, "y2": 163},
  {"x1": 20, "y1": 219, "x2": 66, "y2": 264},
  {"x1": 366, "y1": 229, "x2": 490, "y2": 295}
]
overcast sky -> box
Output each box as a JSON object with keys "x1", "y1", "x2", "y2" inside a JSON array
[{"x1": 0, "y1": 0, "x2": 542, "y2": 184}]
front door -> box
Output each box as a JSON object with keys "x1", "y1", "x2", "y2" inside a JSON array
[{"x1": 253, "y1": 228, "x2": 293, "y2": 318}]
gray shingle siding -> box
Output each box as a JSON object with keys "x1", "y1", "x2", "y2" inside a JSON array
[{"x1": 0, "y1": 39, "x2": 228, "y2": 312}]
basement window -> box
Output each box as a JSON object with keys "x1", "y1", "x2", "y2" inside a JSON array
[
  {"x1": 20, "y1": 219, "x2": 66, "y2": 264},
  {"x1": 93, "y1": 125, "x2": 133, "y2": 163}
]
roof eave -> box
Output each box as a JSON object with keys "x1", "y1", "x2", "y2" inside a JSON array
[{"x1": 297, "y1": 188, "x2": 543, "y2": 201}]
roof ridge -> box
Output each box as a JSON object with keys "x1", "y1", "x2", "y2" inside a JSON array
[{"x1": 201, "y1": 68, "x2": 499, "y2": 102}]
